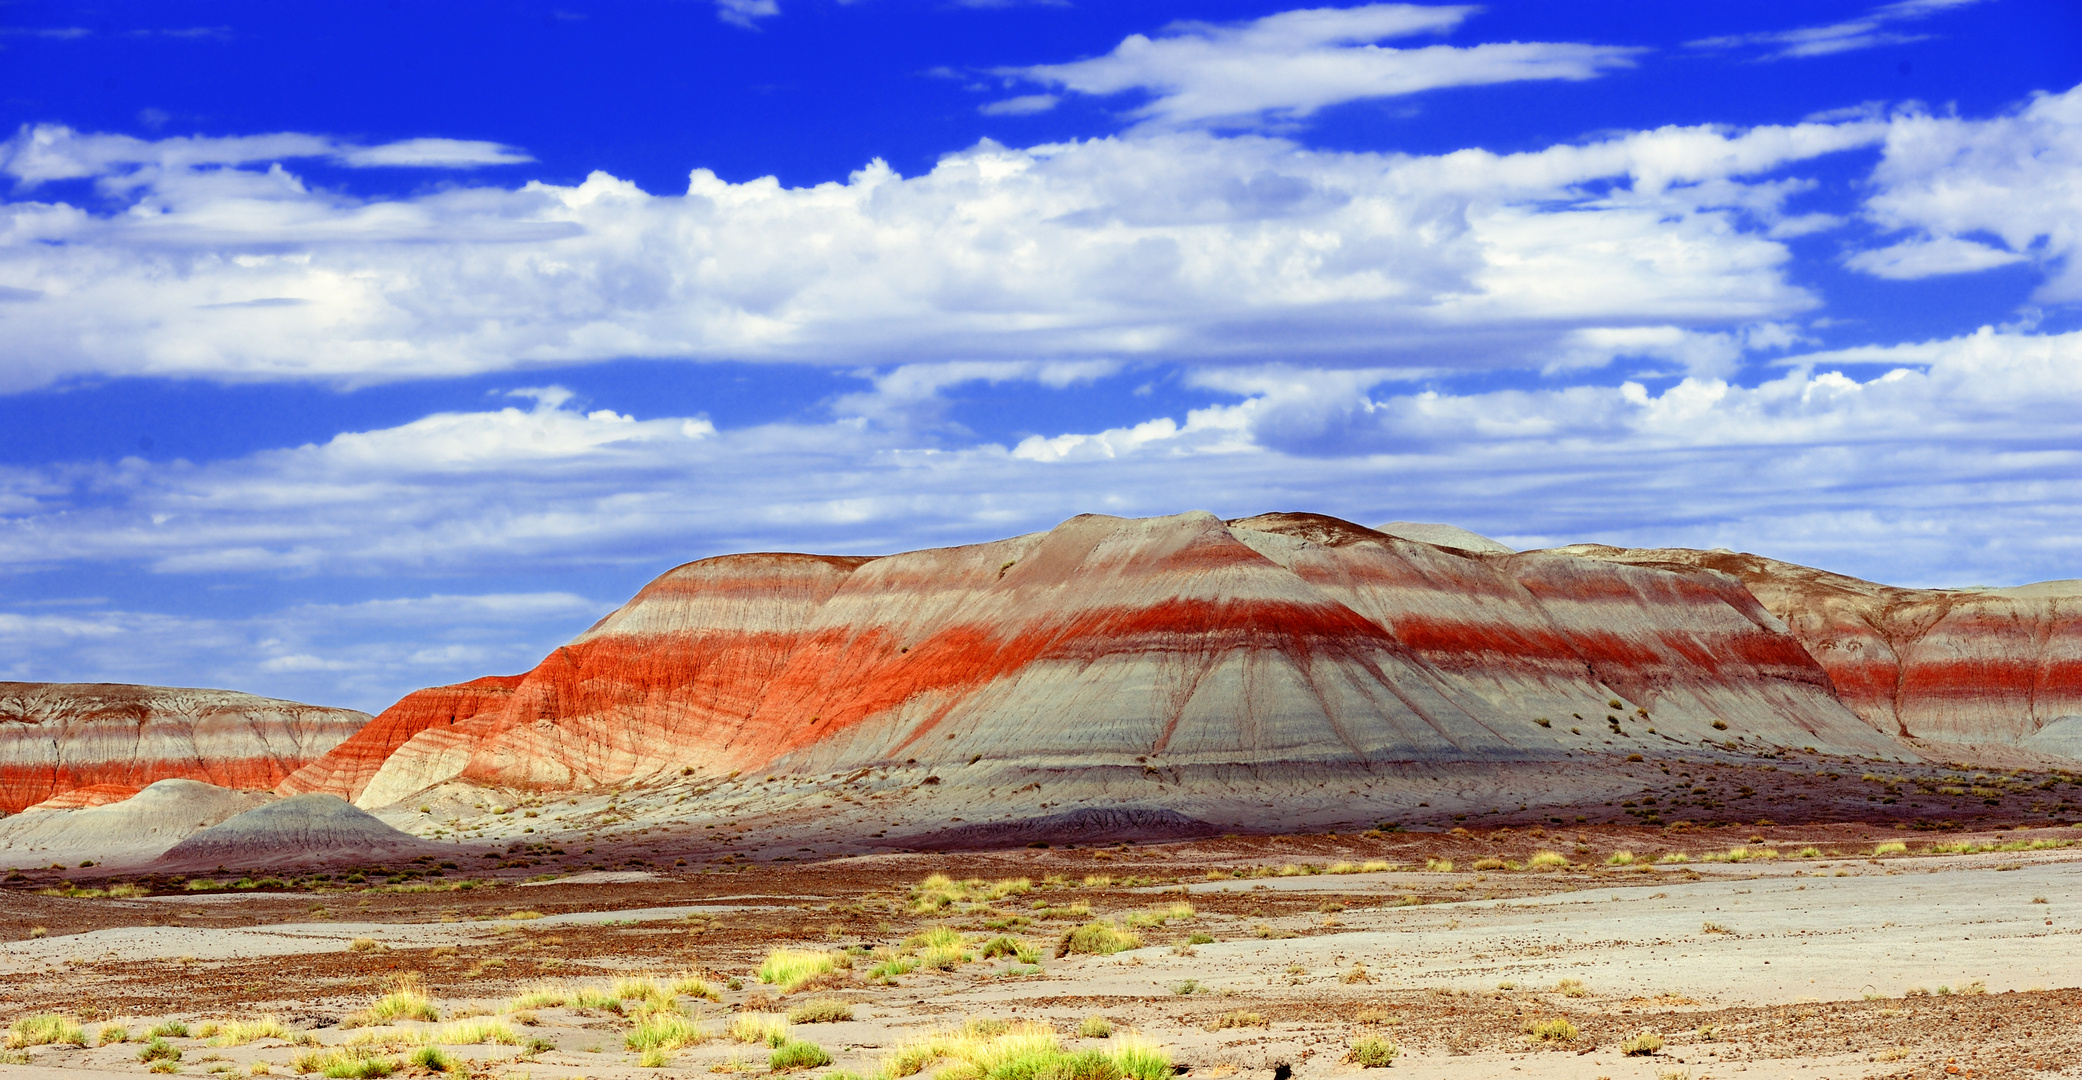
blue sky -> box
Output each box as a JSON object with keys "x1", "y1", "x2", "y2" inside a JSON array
[{"x1": 1, "y1": 0, "x2": 2078, "y2": 712}]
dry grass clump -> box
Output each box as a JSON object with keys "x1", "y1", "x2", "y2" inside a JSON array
[
  {"x1": 1525, "y1": 1018, "x2": 1578, "y2": 1043},
  {"x1": 1122, "y1": 902, "x2": 1195, "y2": 928},
  {"x1": 208, "y1": 1016, "x2": 291, "y2": 1046},
  {"x1": 626, "y1": 1011, "x2": 710, "y2": 1054},
  {"x1": 1425, "y1": 858, "x2": 1454, "y2": 873},
  {"x1": 148, "y1": 1021, "x2": 190, "y2": 1039},
  {"x1": 1528, "y1": 851, "x2": 1570, "y2": 869},
  {"x1": 1621, "y1": 1031, "x2": 1664, "y2": 1055},
  {"x1": 1657, "y1": 852, "x2": 1690, "y2": 864},
  {"x1": 672, "y1": 973, "x2": 724, "y2": 1002},
  {"x1": 435, "y1": 1019, "x2": 521, "y2": 1045},
  {"x1": 1605, "y1": 851, "x2": 1637, "y2": 865},
  {"x1": 1555, "y1": 978, "x2": 1588, "y2": 998},
  {"x1": 881, "y1": 1021, "x2": 1170, "y2": 1080},
  {"x1": 730, "y1": 1014, "x2": 792, "y2": 1048},
  {"x1": 758, "y1": 948, "x2": 847, "y2": 992},
  {"x1": 770, "y1": 1038, "x2": 833, "y2": 1071},
  {"x1": 1348, "y1": 1035, "x2": 1398, "y2": 1067},
  {"x1": 347, "y1": 974, "x2": 439, "y2": 1026},
  {"x1": 1207, "y1": 1012, "x2": 1265, "y2": 1030},
  {"x1": 1872, "y1": 841, "x2": 1908, "y2": 856},
  {"x1": 7, "y1": 1014, "x2": 86, "y2": 1049},
  {"x1": 1078, "y1": 1016, "x2": 1112, "y2": 1039},
  {"x1": 503, "y1": 910, "x2": 545, "y2": 921},
  {"x1": 787, "y1": 998, "x2": 854, "y2": 1024},
  {"x1": 1701, "y1": 921, "x2": 1732, "y2": 934},
  {"x1": 1058, "y1": 920, "x2": 1142, "y2": 956},
  {"x1": 291, "y1": 1046, "x2": 397, "y2": 1077}
]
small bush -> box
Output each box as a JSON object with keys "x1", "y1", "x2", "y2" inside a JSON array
[
  {"x1": 1349, "y1": 1036, "x2": 1398, "y2": 1067},
  {"x1": 210, "y1": 1016, "x2": 291, "y2": 1046},
  {"x1": 1525, "y1": 1018, "x2": 1578, "y2": 1042},
  {"x1": 138, "y1": 1037, "x2": 182, "y2": 1063},
  {"x1": 347, "y1": 938, "x2": 380, "y2": 953},
  {"x1": 730, "y1": 1014, "x2": 790, "y2": 1048},
  {"x1": 1425, "y1": 858, "x2": 1454, "y2": 873},
  {"x1": 98, "y1": 1026, "x2": 130, "y2": 1046},
  {"x1": 362, "y1": 975, "x2": 439, "y2": 1023},
  {"x1": 1556, "y1": 978, "x2": 1588, "y2": 998},
  {"x1": 1873, "y1": 841, "x2": 1908, "y2": 856},
  {"x1": 1621, "y1": 1031, "x2": 1663, "y2": 1056},
  {"x1": 1078, "y1": 1016, "x2": 1113, "y2": 1039},
  {"x1": 1059, "y1": 921, "x2": 1141, "y2": 956},
  {"x1": 771, "y1": 1038, "x2": 834, "y2": 1071},
  {"x1": 1702, "y1": 921, "x2": 1732, "y2": 934},
  {"x1": 787, "y1": 999, "x2": 854, "y2": 1024},
  {"x1": 506, "y1": 985, "x2": 568, "y2": 1011},
  {"x1": 627, "y1": 1011, "x2": 708, "y2": 1053},
  {"x1": 407, "y1": 1046, "x2": 458, "y2": 1073},
  {"x1": 292, "y1": 1047, "x2": 397, "y2": 1078},
  {"x1": 759, "y1": 949, "x2": 843, "y2": 992},
  {"x1": 436, "y1": 1019, "x2": 520, "y2": 1045},
  {"x1": 1208, "y1": 1011, "x2": 1263, "y2": 1030},
  {"x1": 1606, "y1": 851, "x2": 1636, "y2": 866},
  {"x1": 149, "y1": 1021, "x2": 190, "y2": 1039},
  {"x1": 6, "y1": 1014, "x2": 86, "y2": 1049},
  {"x1": 1114, "y1": 1038, "x2": 1172, "y2": 1080},
  {"x1": 672, "y1": 974, "x2": 724, "y2": 1002},
  {"x1": 1528, "y1": 851, "x2": 1569, "y2": 869}
]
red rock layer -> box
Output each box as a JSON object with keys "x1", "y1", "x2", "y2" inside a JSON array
[
  {"x1": 0, "y1": 683, "x2": 371, "y2": 814},
  {"x1": 24, "y1": 782, "x2": 143, "y2": 811},
  {"x1": 1559, "y1": 547, "x2": 2082, "y2": 744},
  {"x1": 275, "y1": 675, "x2": 524, "y2": 803},
  {"x1": 335, "y1": 512, "x2": 1896, "y2": 807}
]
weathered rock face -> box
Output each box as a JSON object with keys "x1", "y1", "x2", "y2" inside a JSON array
[
  {"x1": 1556, "y1": 547, "x2": 2082, "y2": 746},
  {"x1": 0, "y1": 683, "x2": 370, "y2": 814},
  {"x1": 276, "y1": 675, "x2": 523, "y2": 804},
  {"x1": 320, "y1": 512, "x2": 1902, "y2": 809}
]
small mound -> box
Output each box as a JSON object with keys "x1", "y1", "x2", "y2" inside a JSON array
[
  {"x1": 877, "y1": 806, "x2": 1221, "y2": 850},
  {"x1": 0, "y1": 779, "x2": 270, "y2": 865},
  {"x1": 1374, "y1": 520, "x2": 1515, "y2": 554},
  {"x1": 25, "y1": 782, "x2": 144, "y2": 811},
  {"x1": 2021, "y1": 716, "x2": 2082, "y2": 759},
  {"x1": 156, "y1": 793, "x2": 439, "y2": 868}
]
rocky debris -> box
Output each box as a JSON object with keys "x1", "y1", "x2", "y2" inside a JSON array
[{"x1": 0, "y1": 682, "x2": 368, "y2": 814}]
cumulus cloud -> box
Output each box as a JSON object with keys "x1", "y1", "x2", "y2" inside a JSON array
[
  {"x1": 1847, "y1": 84, "x2": 2082, "y2": 300},
  {"x1": 1001, "y1": 4, "x2": 1638, "y2": 128},
  {"x1": 0, "y1": 125, "x2": 531, "y2": 187},
  {"x1": 0, "y1": 591, "x2": 601, "y2": 711},
  {"x1": 715, "y1": 0, "x2": 780, "y2": 28},
  {"x1": 1689, "y1": 0, "x2": 1986, "y2": 60},
  {"x1": 0, "y1": 113, "x2": 1906, "y2": 389}
]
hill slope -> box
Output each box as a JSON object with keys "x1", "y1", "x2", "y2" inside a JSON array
[
  {"x1": 299, "y1": 512, "x2": 1906, "y2": 815},
  {"x1": 0, "y1": 683, "x2": 369, "y2": 814}
]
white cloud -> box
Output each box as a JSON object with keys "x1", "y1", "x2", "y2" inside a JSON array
[
  {"x1": 1689, "y1": 0, "x2": 1987, "y2": 60},
  {"x1": 1847, "y1": 84, "x2": 2082, "y2": 299},
  {"x1": 1, "y1": 327, "x2": 2076, "y2": 600},
  {"x1": 979, "y1": 94, "x2": 1059, "y2": 117},
  {"x1": 1003, "y1": 4, "x2": 1637, "y2": 129},
  {"x1": 334, "y1": 138, "x2": 535, "y2": 168},
  {"x1": 0, "y1": 591, "x2": 601, "y2": 711},
  {"x1": 0, "y1": 125, "x2": 531, "y2": 187},
  {"x1": 715, "y1": 0, "x2": 779, "y2": 28},
  {"x1": 0, "y1": 113, "x2": 1903, "y2": 389}
]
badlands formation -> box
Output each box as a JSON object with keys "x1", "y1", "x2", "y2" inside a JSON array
[{"x1": 4, "y1": 511, "x2": 2082, "y2": 1080}]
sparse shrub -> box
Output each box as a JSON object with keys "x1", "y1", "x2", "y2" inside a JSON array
[
  {"x1": 1208, "y1": 1011, "x2": 1263, "y2": 1030},
  {"x1": 1425, "y1": 858, "x2": 1455, "y2": 873},
  {"x1": 293, "y1": 1047, "x2": 397, "y2": 1078},
  {"x1": 504, "y1": 910, "x2": 545, "y2": 921},
  {"x1": 759, "y1": 949, "x2": 843, "y2": 992},
  {"x1": 787, "y1": 999, "x2": 853, "y2": 1024},
  {"x1": 672, "y1": 974, "x2": 724, "y2": 1002},
  {"x1": 347, "y1": 937, "x2": 380, "y2": 953},
  {"x1": 1349, "y1": 1035, "x2": 1397, "y2": 1067},
  {"x1": 1873, "y1": 841, "x2": 1908, "y2": 856},
  {"x1": 1529, "y1": 851, "x2": 1569, "y2": 869},
  {"x1": 407, "y1": 1046, "x2": 457, "y2": 1073},
  {"x1": 730, "y1": 1014, "x2": 790, "y2": 1048},
  {"x1": 1078, "y1": 1016, "x2": 1112, "y2": 1039},
  {"x1": 1702, "y1": 921, "x2": 1731, "y2": 934},
  {"x1": 6, "y1": 1014, "x2": 86, "y2": 1049},
  {"x1": 770, "y1": 1038, "x2": 833, "y2": 1071},
  {"x1": 138, "y1": 1037, "x2": 182, "y2": 1063},
  {"x1": 210, "y1": 1016, "x2": 291, "y2": 1046},
  {"x1": 360, "y1": 974, "x2": 439, "y2": 1023},
  {"x1": 1170, "y1": 979, "x2": 1201, "y2": 996},
  {"x1": 148, "y1": 1022, "x2": 190, "y2": 1039},
  {"x1": 626, "y1": 1011, "x2": 708, "y2": 1053},
  {"x1": 1113, "y1": 1037, "x2": 1172, "y2": 1080},
  {"x1": 1606, "y1": 851, "x2": 1636, "y2": 866},
  {"x1": 1658, "y1": 852, "x2": 1690, "y2": 864},
  {"x1": 1621, "y1": 1031, "x2": 1664, "y2": 1055},
  {"x1": 98, "y1": 1025, "x2": 130, "y2": 1045},
  {"x1": 1525, "y1": 1018, "x2": 1578, "y2": 1042},
  {"x1": 436, "y1": 1019, "x2": 520, "y2": 1045},
  {"x1": 1556, "y1": 978, "x2": 1588, "y2": 998},
  {"x1": 1058, "y1": 921, "x2": 1141, "y2": 956}
]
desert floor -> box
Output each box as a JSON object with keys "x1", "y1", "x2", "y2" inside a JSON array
[{"x1": 3, "y1": 821, "x2": 2079, "y2": 1080}]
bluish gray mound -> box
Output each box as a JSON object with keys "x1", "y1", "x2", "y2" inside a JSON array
[
  {"x1": 879, "y1": 806, "x2": 1221, "y2": 850},
  {"x1": 156, "y1": 793, "x2": 438, "y2": 867}
]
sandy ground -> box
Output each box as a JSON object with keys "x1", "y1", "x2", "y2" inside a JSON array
[{"x1": 2, "y1": 825, "x2": 2079, "y2": 1080}]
